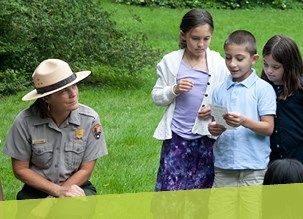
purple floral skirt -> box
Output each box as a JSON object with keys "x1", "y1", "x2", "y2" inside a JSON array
[{"x1": 155, "y1": 132, "x2": 215, "y2": 191}]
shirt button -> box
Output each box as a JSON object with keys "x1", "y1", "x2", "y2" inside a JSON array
[
  {"x1": 55, "y1": 164, "x2": 59, "y2": 168},
  {"x1": 205, "y1": 94, "x2": 208, "y2": 97},
  {"x1": 207, "y1": 82, "x2": 210, "y2": 85},
  {"x1": 277, "y1": 145, "x2": 280, "y2": 148},
  {"x1": 202, "y1": 105, "x2": 205, "y2": 107},
  {"x1": 275, "y1": 130, "x2": 278, "y2": 133},
  {"x1": 280, "y1": 155, "x2": 283, "y2": 158}
]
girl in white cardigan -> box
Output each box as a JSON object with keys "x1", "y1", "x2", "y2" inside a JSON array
[{"x1": 152, "y1": 8, "x2": 229, "y2": 191}]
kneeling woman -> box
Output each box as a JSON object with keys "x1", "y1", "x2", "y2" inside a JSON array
[{"x1": 3, "y1": 59, "x2": 107, "y2": 199}]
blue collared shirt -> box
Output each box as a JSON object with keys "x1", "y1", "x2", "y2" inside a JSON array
[{"x1": 213, "y1": 69, "x2": 276, "y2": 169}]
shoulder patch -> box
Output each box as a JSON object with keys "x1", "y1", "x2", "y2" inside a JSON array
[{"x1": 92, "y1": 124, "x2": 102, "y2": 139}]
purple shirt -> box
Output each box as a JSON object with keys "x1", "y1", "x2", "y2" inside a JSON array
[{"x1": 171, "y1": 61, "x2": 209, "y2": 139}]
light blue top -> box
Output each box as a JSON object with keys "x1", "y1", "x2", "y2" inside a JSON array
[
  {"x1": 171, "y1": 61, "x2": 209, "y2": 139},
  {"x1": 212, "y1": 69, "x2": 276, "y2": 170}
]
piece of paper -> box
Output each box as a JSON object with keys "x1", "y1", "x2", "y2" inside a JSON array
[{"x1": 210, "y1": 104, "x2": 235, "y2": 130}]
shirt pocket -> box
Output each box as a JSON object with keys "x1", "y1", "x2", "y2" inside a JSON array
[
  {"x1": 64, "y1": 140, "x2": 85, "y2": 171},
  {"x1": 31, "y1": 143, "x2": 53, "y2": 168}
]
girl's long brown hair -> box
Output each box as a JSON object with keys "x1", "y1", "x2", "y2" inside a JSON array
[{"x1": 261, "y1": 34, "x2": 303, "y2": 100}]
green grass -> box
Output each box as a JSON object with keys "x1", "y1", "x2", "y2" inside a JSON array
[
  {"x1": 101, "y1": 1, "x2": 303, "y2": 73},
  {"x1": 1, "y1": 1, "x2": 303, "y2": 200}
]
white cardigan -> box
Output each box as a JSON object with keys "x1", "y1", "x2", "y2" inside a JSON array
[{"x1": 151, "y1": 48, "x2": 229, "y2": 140}]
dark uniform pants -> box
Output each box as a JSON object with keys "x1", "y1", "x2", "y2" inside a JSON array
[{"x1": 16, "y1": 180, "x2": 96, "y2": 200}]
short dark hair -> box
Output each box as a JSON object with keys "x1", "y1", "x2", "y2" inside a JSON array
[
  {"x1": 263, "y1": 159, "x2": 303, "y2": 185},
  {"x1": 224, "y1": 30, "x2": 257, "y2": 56},
  {"x1": 179, "y1": 9, "x2": 214, "y2": 49}
]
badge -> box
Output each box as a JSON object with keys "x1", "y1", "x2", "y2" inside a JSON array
[
  {"x1": 75, "y1": 128, "x2": 84, "y2": 139},
  {"x1": 92, "y1": 124, "x2": 102, "y2": 139}
]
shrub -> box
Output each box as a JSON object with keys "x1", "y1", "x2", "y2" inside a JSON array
[
  {"x1": 0, "y1": 69, "x2": 29, "y2": 96},
  {"x1": 0, "y1": 0, "x2": 161, "y2": 95},
  {"x1": 114, "y1": 0, "x2": 303, "y2": 9}
]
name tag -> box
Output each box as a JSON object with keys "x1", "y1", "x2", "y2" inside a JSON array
[{"x1": 32, "y1": 139, "x2": 47, "y2": 144}]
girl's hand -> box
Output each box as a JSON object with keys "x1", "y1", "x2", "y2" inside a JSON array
[
  {"x1": 198, "y1": 105, "x2": 211, "y2": 119},
  {"x1": 174, "y1": 79, "x2": 193, "y2": 94},
  {"x1": 208, "y1": 121, "x2": 226, "y2": 136}
]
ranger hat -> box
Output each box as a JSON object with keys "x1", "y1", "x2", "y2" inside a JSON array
[{"x1": 22, "y1": 59, "x2": 90, "y2": 101}]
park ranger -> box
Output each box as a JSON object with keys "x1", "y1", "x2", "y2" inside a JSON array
[{"x1": 3, "y1": 59, "x2": 107, "y2": 200}]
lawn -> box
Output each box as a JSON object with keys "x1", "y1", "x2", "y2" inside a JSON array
[{"x1": 1, "y1": 1, "x2": 303, "y2": 200}]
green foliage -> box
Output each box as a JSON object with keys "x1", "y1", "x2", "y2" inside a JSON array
[
  {"x1": 114, "y1": 0, "x2": 303, "y2": 9},
  {"x1": 0, "y1": 69, "x2": 30, "y2": 96},
  {"x1": 0, "y1": 0, "x2": 161, "y2": 96},
  {"x1": 114, "y1": 0, "x2": 220, "y2": 8},
  {"x1": 272, "y1": 0, "x2": 287, "y2": 9},
  {"x1": 2, "y1": 2, "x2": 303, "y2": 200}
]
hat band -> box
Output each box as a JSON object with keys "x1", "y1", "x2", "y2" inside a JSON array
[{"x1": 36, "y1": 74, "x2": 77, "y2": 94}]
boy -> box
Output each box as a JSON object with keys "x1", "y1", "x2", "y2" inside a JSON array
[{"x1": 208, "y1": 30, "x2": 276, "y2": 187}]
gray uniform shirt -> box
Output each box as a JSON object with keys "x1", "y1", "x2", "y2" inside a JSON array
[{"x1": 3, "y1": 104, "x2": 107, "y2": 185}]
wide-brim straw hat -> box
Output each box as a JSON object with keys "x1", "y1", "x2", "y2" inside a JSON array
[{"x1": 22, "y1": 59, "x2": 91, "y2": 101}]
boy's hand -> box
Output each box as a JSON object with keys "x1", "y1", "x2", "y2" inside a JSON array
[
  {"x1": 208, "y1": 121, "x2": 226, "y2": 136},
  {"x1": 224, "y1": 112, "x2": 246, "y2": 128}
]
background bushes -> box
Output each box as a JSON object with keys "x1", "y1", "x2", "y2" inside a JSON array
[
  {"x1": 2, "y1": 0, "x2": 303, "y2": 97},
  {"x1": 114, "y1": 0, "x2": 303, "y2": 9},
  {"x1": 0, "y1": 0, "x2": 161, "y2": 96}
]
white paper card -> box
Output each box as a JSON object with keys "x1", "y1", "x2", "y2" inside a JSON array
[{"x1": 210, "y1": 104, "x2": 235, "y2": 130}]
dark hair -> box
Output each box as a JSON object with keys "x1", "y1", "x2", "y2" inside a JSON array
[
  {"x1": 263, "y1": 159, "x2": 303, "y2": 185},
  {"x1": 179, "y1": 9, "x2": 214, "y2": 49},
  {"x1": 30, "y1": 98, "x2": 51, "y2": 119},
  {"x1": 224, "y1": 30, "x2": 257, "y2": 56},
  {"x1": 260, "y1": 34, "x2": 303, "y2": 100}
]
